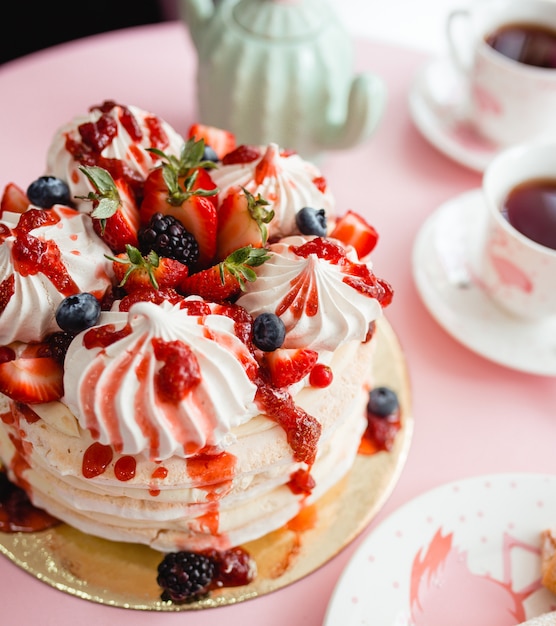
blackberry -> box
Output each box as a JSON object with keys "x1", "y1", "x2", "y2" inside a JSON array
[
  {"x1": 44, "y1": 331, "x2": 75, "y2": 363},
  {"x1": 27, "y1": 176, "x2": 71, "y2": 208},
  {"x1": 157, "y1": 551, "x2": 215, "y2": 603},
  {"x1": 138, "y1": 213, "x2": 199, "y2": 269},
  {"x1": 367, "y1": 386, "x2": 399, "y2": 417}
]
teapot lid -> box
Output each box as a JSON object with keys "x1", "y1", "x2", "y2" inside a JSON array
[{"x1": 232, "y1": 0, "x2": 332, "y2": 39}]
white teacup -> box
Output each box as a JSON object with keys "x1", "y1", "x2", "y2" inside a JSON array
[
  {"x1": 446, "y1": 0, "x2": 556, "y2": 147},
  {"x1": 477, "y1": 141, "x2": 556, "y2": 320}
]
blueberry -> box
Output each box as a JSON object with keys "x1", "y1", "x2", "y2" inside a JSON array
[
  {"x1": 202, "y1": 145, "x2": 219, "y2": 164},
  {"x1": 55, "y1": 293, "x2": 101, "y2": 333},
  {"x1": 295, "y1": 207, "x2": 327, "y2": 237},
  {"x1": 27, "y1": 176, "x2": 71, "y2": 208},
  {"x1": 252, "y1": 312, "x2": 286, "y2": 352},
  {"x1": 367, "y1": 386, "x2": 399, "y2": 417}
]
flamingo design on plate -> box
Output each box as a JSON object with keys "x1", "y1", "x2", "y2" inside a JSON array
[{"x1": 408, "y1": 528, "x2": 542, "y2": 625}]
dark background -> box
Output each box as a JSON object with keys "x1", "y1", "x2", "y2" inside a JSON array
[{"x1": 1, "y1": 1, "x2": 179, "y2": 65}]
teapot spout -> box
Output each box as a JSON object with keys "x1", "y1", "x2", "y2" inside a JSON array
[
  {"x1": 321, "y1": 73, "x2": 387, "y2": 151},
  {"x1": 178, "y1": 0, "x2": 215, "y2": 48}
]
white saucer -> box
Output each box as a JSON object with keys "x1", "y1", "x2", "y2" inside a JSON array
[
  {"x1": 408, "y1": 57, "x2": 500, "y2": 173},
  {"x1": 412, "y1": 188, "x2": 556, "y2": 376}
]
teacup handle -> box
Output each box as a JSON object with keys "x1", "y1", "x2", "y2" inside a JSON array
[{"x1": 446, "y1": 9, "x2": 474, "y2": 75}]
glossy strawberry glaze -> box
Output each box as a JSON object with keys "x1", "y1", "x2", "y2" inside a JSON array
[
  {"x1": 290, "y1": 238, "x2": 393, "y2": 306},
  {"x1": 0, "y1": 275, "x2": 14, "y2": 313},
  {"x1": 0, "y1": 405, "x2": 59, "y2": 532},
  {"x1": 82, "y1": 442, "x2": 113, "y2": 479},
  {"x1": 0, "y1": 393, "x2": 398, "y2": 533},
  {"x1": 114, "y1": 455, "x2": 137, "y2": 481},
  {"x1": 63, "y1": 100, "x2": 173, "y2": 197},
  {"x1": 10, "y1": 209, "x2": 82, "y2": 297}
]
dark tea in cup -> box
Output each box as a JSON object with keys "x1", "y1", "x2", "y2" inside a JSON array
[
  {"x1": 501, "y1": 178, "x2": 556, "y2": 249},
  {"x1": 485, "y1": 22, "x2": 556, "y2": 68}
]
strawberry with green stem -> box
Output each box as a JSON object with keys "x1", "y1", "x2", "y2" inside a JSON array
[
  {"x1": 109, "y1": 244, "x2": 189, "y2": 291},
  {"x1": 141, "y1": 138, "x2": 219, "y2": 267},
  {"x1": 180, "y1": 245, "x2": 270, "y2": 302},
  {"x1": 216, "y1": 186, "x2": 274, "y2": 260},
  {"x1": 78, "y1": 165, "x2": 140, "y2": 253}
]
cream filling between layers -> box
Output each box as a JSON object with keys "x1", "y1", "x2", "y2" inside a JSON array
[{"x1": 0, "y1": 338, "x2": 375, "y2": 552}]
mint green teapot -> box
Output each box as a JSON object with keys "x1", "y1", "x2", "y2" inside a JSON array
[{"x1": 179, "y1": 0, "x2": 387, "y2": 159}]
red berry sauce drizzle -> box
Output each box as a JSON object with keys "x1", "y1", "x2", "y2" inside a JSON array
[
  {"x1": 0, "y1": 405, "x2": 59, "y2": 532},
  {"x1": 0, "y1": 294, "x2": 398, "y2": 602},
  {"x1": 63, "y1": 100, "x2": 173, "y2": 199}
]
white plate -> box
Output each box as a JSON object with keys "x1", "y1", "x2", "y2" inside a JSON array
[
  {"x1": 408, "y1": 57, "x2": 500, "y2": 173},
  {"x1": 324, "y1": 473, "x2": 556, "y2": 626},
  {"x1": 412, "y1": 188, "x2": 556, "y2": 376}
]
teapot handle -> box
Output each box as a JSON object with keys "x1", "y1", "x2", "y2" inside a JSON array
[{"x1": 321, "y1": 73, "x2": 387, "y2": 150}]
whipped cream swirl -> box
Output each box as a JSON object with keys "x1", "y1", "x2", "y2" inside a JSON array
[
  {"x1": 46, "y1": 102, "x2": 184, "y2": 211},
  {"x1": 237, "y1": 237, "x2": 383, "y2": 351},
  {"x1": 211, "y1": 143, "x2": 335, "y2": 239},
  {"x1": 0, "y1": 207, "x2": 114, "y2": 344},
  {"x1": 63, "y1": 300, "x2": 260, "y2": 461}
]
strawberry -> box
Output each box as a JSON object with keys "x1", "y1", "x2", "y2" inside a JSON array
[
  {"x1": 0, "y1": 348, "x2": 63, "y2": 403},
  {"x1": 330, "y1": 211, "x2": 379, "y2": 259},
  {"x1": 180, "y1": 245, "x2": 270, "y2": 302},
  {"x1": 110, "y1": 244, "x2": 189, "y2": 291},
  {"x1": 0, "y1": 182, "x2": 28, "y2": 217},
  {"x1": 188, "y1": 123, "x2": 236, "y2": 160},
  {"x1": 216, "y1": 186, "x2": 274, "y2": 260},
  {"x1": 117, "y1": 286, "x2": 185, "y2": 312},
  {"x1": 221, "y1": 145, "x2": 261, "y2": 165},
  {"x1": 146, "y1": 137, "x2": 219, "y2": 207},
  {"x1": 264, "y1": 348, "x2": 318, "y2": 388},
  {"x1": 140, "y1": 139, "x2": 219, "y2": 267},
  {"x1": 78, "y1": 165, "x2": 140, "y2": 253}
]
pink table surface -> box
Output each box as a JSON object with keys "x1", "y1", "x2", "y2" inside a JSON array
[{"x1": 0, "y1": 21, "x2": 555, "y2": 626}]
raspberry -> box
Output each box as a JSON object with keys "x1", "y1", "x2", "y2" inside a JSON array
[
  {"x1": 157, "y1": 551, "x2": 215, "y2": 603},
  {"x1": 138, "y1": 213, "x2": 199, "y2": 269}
]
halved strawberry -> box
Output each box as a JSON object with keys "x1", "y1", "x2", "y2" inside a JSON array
[
  {"x1": 140, "y1": 168, "x2": 218, "y2": 268},
  {"x1": 110, "y1": 245, "x2": 189, "y2": 291},
  {"x1": 117, "y1": 286, "x2": 185, "y2": 312},
  {"x1": 145, "y1": 137, "x2": 219, "y2": 208},
  {"x1": 221, "y1": 145, "x2": 261, "y2": 166},
  {"x1": 188, "y1": 123, "x2": 236, "y2": 160},
  {"x1": 264, "y1": 348, "x2": 318, "y2": 388},
  {"x1": 140, "y1": 139, "x2": 219, "y2": 268},
  {"x1": 180, "y1": 245, "x2": 270, "y2": 302},
  {"x1": 330, "y1": 211, "x2": 379, "y2": 259},
  {"x1": 216, "y1": 186, "x2": 274, "y2": 260},
  {"x1": 0, "y1": 183, "x2": 28, "y2": 217},
  {"x1": 78, "y1": 165, "x2": 140, "y2": 253},
  {"x1": 0, "y1": 352, "x2": 64, "y2": 403}
]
